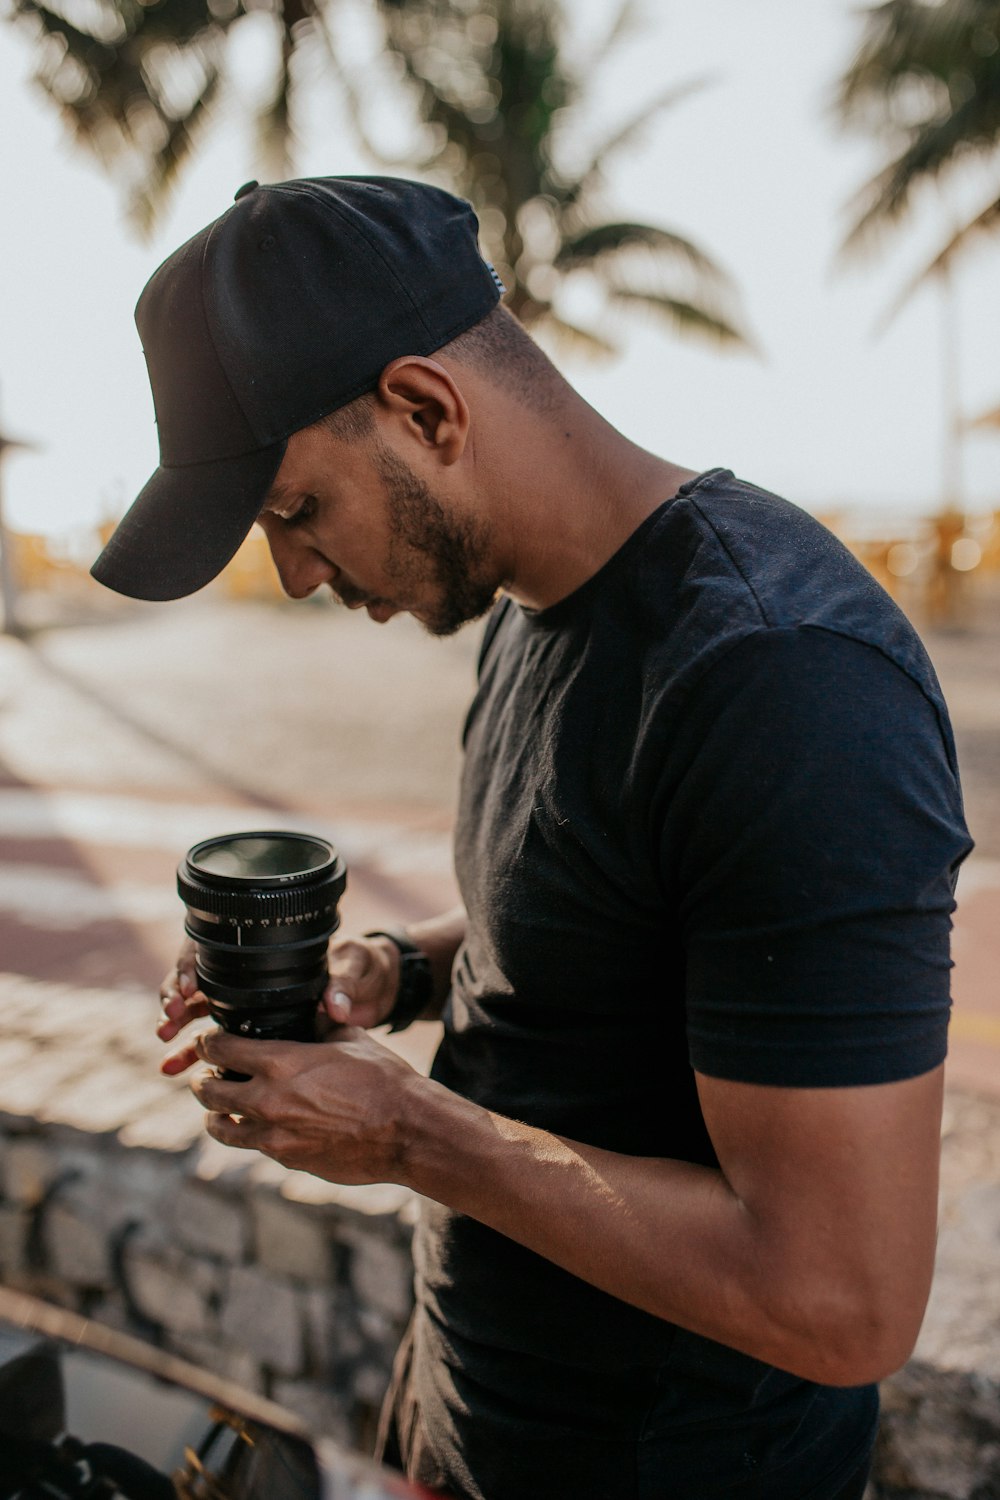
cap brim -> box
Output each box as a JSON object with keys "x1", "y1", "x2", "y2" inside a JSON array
[{"x1": 91, "y1": 441, "x2": 286, "y2": 601}]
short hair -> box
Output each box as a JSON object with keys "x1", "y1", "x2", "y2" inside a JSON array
[{"x1": 320, "y1": 305, "x2": 564, "y2": 443}]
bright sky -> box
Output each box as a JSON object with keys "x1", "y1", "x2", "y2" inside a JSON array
[{"x1": 1, "y1": 0, "x2": 998, "y2": 549}]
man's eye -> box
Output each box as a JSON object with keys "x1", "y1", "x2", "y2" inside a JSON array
[{"x1": 284, "y1": 495, "x2": 317, "y2": 528}]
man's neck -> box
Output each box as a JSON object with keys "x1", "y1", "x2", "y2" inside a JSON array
[{"x1": 491, "y1": 388, "x2": 699, "y2": 613}]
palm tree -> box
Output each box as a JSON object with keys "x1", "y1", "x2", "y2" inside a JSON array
[
  {"x1": 357, "y1": 0, "x2": 748, "y2": 354},
  {"x1": 836, "y1": 0, "x2": 1000, "y2": 283},
  {"x1": 835, "y1": 1, "x2": 1000, "y2": 611},
  {"x1": 6, "y1": 0, "x2": 749, "y2": 352},
  {"x1": 3, "y1": 0, "x2": 324, "y2": 233}
]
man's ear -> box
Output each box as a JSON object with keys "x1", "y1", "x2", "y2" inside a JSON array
[{"x1": 376, "y1": 356, "x2": 470, "y2": 465}]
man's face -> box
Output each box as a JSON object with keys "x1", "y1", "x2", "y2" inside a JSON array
[{"x1": 257, "y1": 421, "x2": 499, "y2": 636}]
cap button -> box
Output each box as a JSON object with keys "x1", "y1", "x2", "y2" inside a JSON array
[{"x1": 234, "y1": 180, "x2": 259, "y2": 202}]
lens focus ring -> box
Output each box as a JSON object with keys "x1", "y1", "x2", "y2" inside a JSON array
[{"x1": 176, "y1": 877, "x2": 344, "y2": 923}]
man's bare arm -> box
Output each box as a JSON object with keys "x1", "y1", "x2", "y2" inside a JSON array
[
  {"x1": 400, "y1": 1064, "x2": 943, "y2": 1387},
  {"x1": 190, "y1": 1021, "x2": 943, "y2": 1388}
]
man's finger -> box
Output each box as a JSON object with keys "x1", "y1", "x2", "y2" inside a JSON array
[
  {"x1": 204, "y1": 1112, "x2": 260, "y2": 1151},
  {"x1": 329, "y1": 937, "x2": 372, "y2": 977},
  {"x1": 156, "y1": 997, "x2": 210, "y2": 1043},
  {"x1": 190, "y1": 1068, "x2": 259, "y2": 1116},
  {"x1": 195, "y1": 1027, "x2": 292, "y2": 1076},
  {"x1": 160, "y1": 1042, "x2": 200, "y2": 1076}
]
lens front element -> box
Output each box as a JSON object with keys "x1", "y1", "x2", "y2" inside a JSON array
[{"x1": 190, "y1": 834, "x2": 333, "y2": 882}]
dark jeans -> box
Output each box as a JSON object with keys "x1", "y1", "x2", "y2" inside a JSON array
[
  {"x1": 377, "y1": 1323, "x2": 877, "y2": 1500},
  {"x1": 830, "y1": 1457, "x2": 873, "y2": 1500}
]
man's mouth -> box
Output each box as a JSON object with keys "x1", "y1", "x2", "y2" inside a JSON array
[{"x1": 329, "y1": 580, "x2": 398, "y2": 622}]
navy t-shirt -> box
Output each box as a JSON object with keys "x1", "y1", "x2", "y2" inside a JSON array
[{"x1": 411, "y1": 470, "x2": 972, "y2": 1499}]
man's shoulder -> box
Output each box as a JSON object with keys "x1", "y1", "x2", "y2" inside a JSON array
[
  {"x1": 476, "y1": 468, "x2": 942, "y2": 718},
  {"x1": 642, "y1": 469, "x2": 940, "y2": 705},
  {"x1": 667, "y1": 468, "x2": 881, "y2": 632}
]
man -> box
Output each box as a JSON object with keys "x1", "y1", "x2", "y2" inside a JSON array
[{"x1": 92, "y1": 176, "x2": 972, "y2": 1500}]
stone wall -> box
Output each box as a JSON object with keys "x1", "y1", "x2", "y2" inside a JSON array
[
  {"x1": 3, "y1": 973, "x2": 1000, "y2": 1494},
  {"x1": 0, "y1": 973, "x2": 414, "y2": 1450}
]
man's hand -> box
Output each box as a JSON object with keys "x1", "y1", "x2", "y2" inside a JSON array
[
  {"x1": 157, "y1": 904, "x2": 466, "y2": 1072},
  {"x1": 156, "y1": 932, "x2": 401, "y2": 1076},
  {"x1": 157, "y1": 937, "x2": 210, "y2": 1074},
  {"x1": 322, "y1": 934, "x2": 400, "y2": 1029},
  {"x1": 189, "y1": 1026, "x2": 423, "y2": 1184}
]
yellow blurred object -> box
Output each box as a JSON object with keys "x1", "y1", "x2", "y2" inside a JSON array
[
  {"x1": 11, "y1": 531, "x2": 79, "y2": 592},
  {"x1": 220, "y1": 528, "x2": 285, "y2": 601},
  {"x1": 8, "y1": 505, "x2": 1000, "y2": 619}
]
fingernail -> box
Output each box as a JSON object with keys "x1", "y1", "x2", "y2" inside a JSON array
[
  {"x1": 179, "y1": 973, "x2": 195, "y2": 998},
  {"x1": 328, "y1": 988, "x2": 352, "y2": 1019}
]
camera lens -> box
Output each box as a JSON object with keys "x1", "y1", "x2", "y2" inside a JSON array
[{"x1": 177, "y1": 832, "x2": 347, "y2": 1064}]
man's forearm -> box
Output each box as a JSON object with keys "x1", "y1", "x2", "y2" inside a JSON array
[{"x1": 397, "y1": 1080, "x2": 806, "y2": 1376}]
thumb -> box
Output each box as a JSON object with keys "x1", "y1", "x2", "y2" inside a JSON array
[
  {"x1": 324, "y1": 984, "x2": 354, "y2": 1023},
  {"x1": 323, "y1": 938, "x2": 372, "y2": 1023}
]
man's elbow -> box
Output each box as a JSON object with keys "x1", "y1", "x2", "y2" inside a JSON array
[
  {"x1": 761, "y1": 1248, "x2": 935, "y2": 1386},
  {"x1": 790, "y1": 1289, "x2": 927, "y2": 1388},
  {"x1": 812, "y1": 1313, "x2": 921, "y2": 1388}
]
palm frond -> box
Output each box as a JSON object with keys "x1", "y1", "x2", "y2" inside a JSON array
[
  {"x1": 836, "y1": 0, "x2": 1000, "y2": 260},
  {"x1": 577, "y1": 0, "x2": 641, "y2": 77},
  {"x1": 128, "y1": 64, "x2": 223, "y2": 236},
  {"x1": 8, "y1": 0, "x2": 748, "y2": 367},
  {"x1": 874, "y1": 189, "x2": 1000, "y2": 326},
  {"x1": 13, "y1": 2, "x2": 119, "y2": 78},
  {"x1": 841, "y1": 84, "x2": 1000, "y2": 255},
  {"x1": 559, "y1": 76, "x2": 715, "y2": 208},
  {"x1": 554, "y1": 221, "x2": 733, "y2": 289},
  {"x1": 255, "y1": 15, "x2": 297, "y2": 182},
  {"x1": 605, "y1": 286, "x2": 751, "y2": 348},
  {"x1": 532, "y1": 312, "x2": 621, "y2": 360},
  {"x1": 837, "y1": 0, "x2": 1000, "y2": 123},
  {"x1": 313, "y1": 7, "x2": 414, "y2": 168}
]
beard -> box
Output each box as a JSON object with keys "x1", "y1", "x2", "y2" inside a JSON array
[{"x1": 371, "y1": 443, "x2": 501, "y2": 637}]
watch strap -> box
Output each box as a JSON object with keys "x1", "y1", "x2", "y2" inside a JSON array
[{"x1": 364, "y1": 928, "x2": 434, "y2": 1033}]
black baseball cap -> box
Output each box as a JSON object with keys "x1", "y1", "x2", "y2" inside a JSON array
[{"x1": 91, "y1": 175, "x2": 505, "y2": 601}]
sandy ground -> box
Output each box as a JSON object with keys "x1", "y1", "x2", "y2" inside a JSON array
[
  {"x1": 8, "y1": 581, "x2": 997, "y2": 855},
  {"x1": 5, "y1": 593, "x2": 479, "y2": 816}
]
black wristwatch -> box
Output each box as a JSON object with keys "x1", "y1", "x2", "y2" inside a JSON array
[{"x1": 364, "y1": 928, "x2": 434, "y2": 1033}]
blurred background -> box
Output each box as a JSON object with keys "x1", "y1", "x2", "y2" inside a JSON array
[
  {"x1": 0, "y1": 0, "x2": 998, "y2": 1078},
  {"x1": 1, "y1": 9, "x2": 1000, "y2": 1484}
]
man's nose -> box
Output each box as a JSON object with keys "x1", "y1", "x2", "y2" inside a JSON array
[{"x1": 263, "y1": 529, "x2": 336, "y2": 599}]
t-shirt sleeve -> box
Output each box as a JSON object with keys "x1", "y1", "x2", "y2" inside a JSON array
[{"x1": 658, "y1": 625, "x2": 974, "y2": 1088}]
